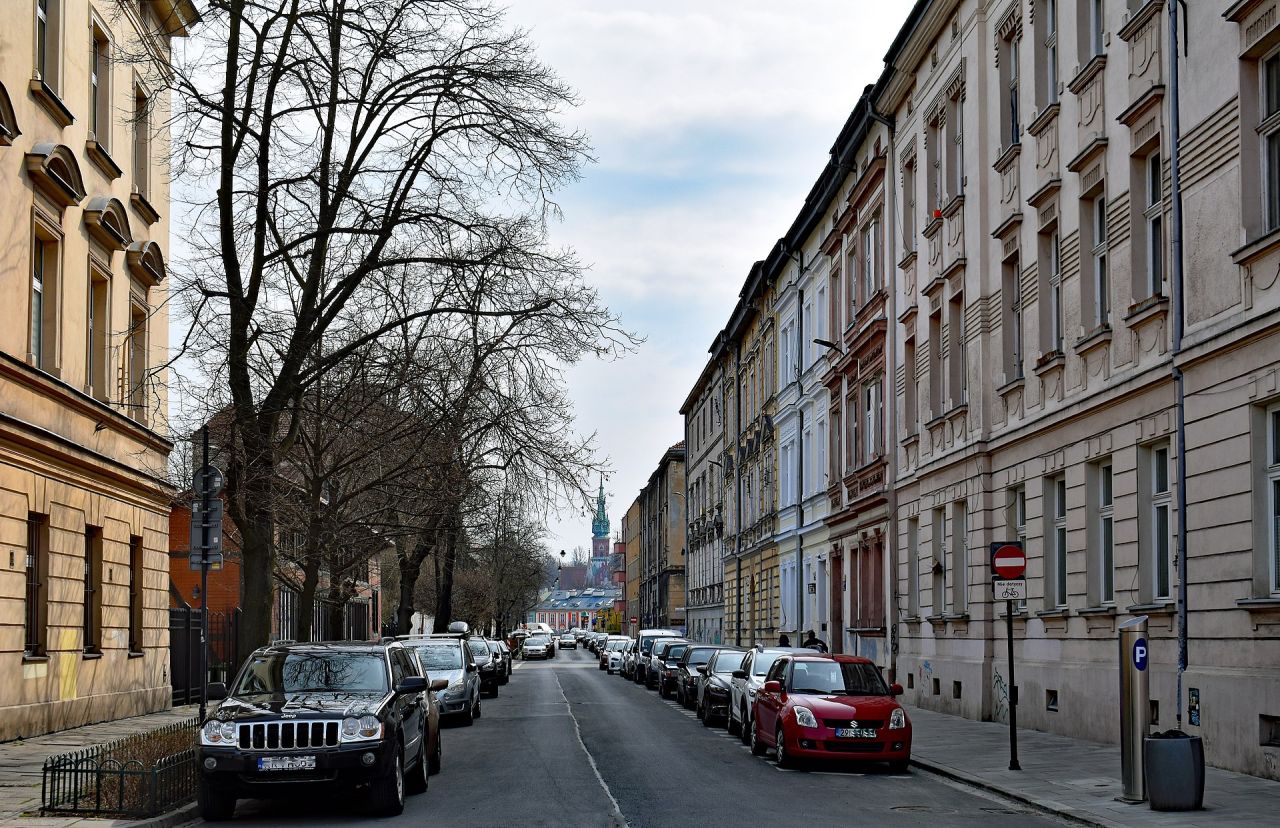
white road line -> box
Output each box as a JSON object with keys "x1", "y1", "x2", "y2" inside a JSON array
[{"x1": 554, "y1": 671, "x2": 628, "y2": 828}]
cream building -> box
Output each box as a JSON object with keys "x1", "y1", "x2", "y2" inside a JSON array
[
  {"x1": 872, "y1": 0, "x2": 1280, "y2": 779},
  {"x1": 0, "y1": 0, "x2": 194, "y2": 740},
  {"x1": 681, "y1": 333, "x2": 729, "y2": 644}
]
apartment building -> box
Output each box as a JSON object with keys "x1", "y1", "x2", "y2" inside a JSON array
[
  {"x1": 635, "y1": 443, "x2": 686, "y2": 630},
  {"x1": 0, "y1": 0, "x2": 196, "y2": 740},
  {"x1": 622, "y1": 499, "x2": 640, "y2": 634},
  {"x1": 873, "y1": 0, "x2": 1280, "y2": 778},
  {"x1": 681, "y1": 333, "x2": 729, "y2": 644}
]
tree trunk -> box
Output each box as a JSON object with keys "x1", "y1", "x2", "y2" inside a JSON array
[
  {"x1": 326, "y1": 584, "x2": 346, "y2": 640},
  {"x1": 235, "y1": 466, "x2": 277, "y2": 654},
  {"x1": 432, "y1": 518, "x2": 461, "y2": 633},
  {"x1": 295, "y1": 557, "x2": 321, "y2": 641}
]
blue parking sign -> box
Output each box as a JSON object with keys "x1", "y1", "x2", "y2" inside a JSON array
[{"x1": 1133, "y1": 637, "x2": 1148, "y2": 671}]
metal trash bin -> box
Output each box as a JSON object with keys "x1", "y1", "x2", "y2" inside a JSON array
[{"x1": 1143, "y1": 730, "x2": 1204, "y2": 811}]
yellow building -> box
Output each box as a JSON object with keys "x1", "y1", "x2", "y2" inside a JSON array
[
  {"x1": 622, "y1": 500, "x2": 640, "y2": 634},
  {"x1": 0, "y1": 0, "x2": 195, "y2": 740}
]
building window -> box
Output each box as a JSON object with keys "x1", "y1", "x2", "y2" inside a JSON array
[
  {"x1": 845, "y1": 390, "x2": 857, "y2": 473},
  {"x1": 31, "y1": 231, "x2": 60, "y2": 372},
  {"x1": 1040, "y1": 0, "x2": 1059, "y2": 107},
  {"x1": 128, "y1": 303, "x2": 148, "y2": 419},
  {"x1": 1001, "y1": 32, "x2": 1021, "y2": 147},
  {"x1": 948, "y1": 93, "x2": 965, "y2": 197},
  {"x1": 128, "y1": 535, "x2": 144, "y2": 653},
  {"x1": 903, "y1": 158, "x2": 917, "y2": 247},
  {"x1": 928, "y1": 308, "x2": 942, "y2": 418},
  {"x1": 1006, "y1": 486, "x2": 1028, "y2": 611},
  {"x1": 932, "y1": 507, "x2": 947, "y2": 615},
  {"x1": 1268, "y1": 405, "x2": 1280, "y2": 594},
  {"x1": 1003, "y1": 254, "x2": 1023, "y2": 381},
  {"x1": 25, "y1": 513, "x2": 49, "y2": 657},
  {"x1": 36, "y1": 0, "x2": 61, "y2": 92},
  {"x1": 907, "y1": 517, "x2": 920, "y2": 617},
  {"x1": 133, "y1": 87, "x2": 150, "y2": 201},
  {"x1": 947, "y1": 291, "x2": 966, "y2": 407},
  {"x1": 927, "y1": 115, "x2": 944, "y2": 214},
  {"x1": 1088, "y1": 0, "x2": 1105, "y2": 59},
  {"x1": 1045, "y1": 231, "x2": 1063, "y2": 352},
  {"x1": 90, "y1": 26, "x2": 110, "y2": 147},
  {"x1": 84, "y1": 526, "x2": 103, "y2": 653},
  {"x1": 861, "y1": 217, "x2": 880, "y2": 304},
  {"x1": 863, "y1": 379, "x2": 881, "y2": 463},
  {"x1": 88, "y1": 271, "x2": 110, "y2": 400},
  {"x1": 1089, "y1": 462, "x2": 1115, "y2": 605},
  {"x1": 904, "y1": 337, "x2": 919, "y2": 435},
  {"x1": 1048, "y1": 474, "x2": 1068, "y2": 608},
  {"x1": 1143, "y1": 152, "x2": 1164, "y2": 296},
  {"x1": 1265, "y1": 50, "x2": 1280, "y2": 233},
  {"x1": 1088, "y1": 195, "x2": 1109, "y2": 329},
  {"x1": 951, "y1": 501, "x2": 968, "y2": 613},
  {"x1": 1151, "y1": 445, "x2": 1173, "y2": 600}
]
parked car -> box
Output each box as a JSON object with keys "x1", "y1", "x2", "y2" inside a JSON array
[
  {"x1": 655, "y1": 641, "x2": 691, "y2": 697},
  {"x1": 728, "y1": 647, "x2": 811, "y2": 743},
  {"x1": 599, "y1": 635, "x2": 629, "y2": 671},
  {"x1": 487, "y1": 639, "x2": 512, "y2": 684},
  {"x1": 523, "y1": 634, "x2": 553, "y2": 659},
  {"x1": 750, "y1": 654, "x2": 910, "y2": 771},
  {"x1": 696, "y1": 648, "x2": 745, "y2": 726},
  {"x1": 557, "y1": 632, "x2": 577, "y2": 650},
  {"x1": 645, "y1": 638, "x2": 688, "y2": 690},
  {"x1": 197, "y1": 641, "x2": 443, "y2": 821},
  {"x1": 404, "y1": 636, "x2": 482, "y2": 725},
  {"x1": 633, "y1": 630, "x2": 682, "y2": 685},
  {"x1": 619, "y1": 639, "x2": 639, "y2": 679},
  {"x1": 466, "y1": 638, "x2": 502, "y2": 697},
  {"x1": 675, "y1": 646, "x2": 721, "y2": 708}
]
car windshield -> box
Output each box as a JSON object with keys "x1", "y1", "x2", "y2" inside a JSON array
[
  {"x1": 528, "y1": 636, "x2": 549, "y2": 645},
  {"x1": 713, "y1": 652, "x2": 745, "y2": 673},
  {"x1": 411, "y1": 644, "x2": 463, "y2": 671},
  {"x1": 233, "y1": 651, "x2": 388, "y2": 695},
  {"x1": 607, "y1": 640, "x2": 626, "y2": 651},
  {"x1": 752, "y1": 652, "x2": 784, "y2": 677},
  {"x1": 467, "y1": 641, "x2": 490, "y2": 657},
  {"x1": 788, "y1": 661, "x2": 890, "y2": 696},
  {"x1": 666, "y1": 644, "x2": 689, "y2": 662},
  {"x1": 685, "y1": 648, "x2": 716, "y2": 666}
]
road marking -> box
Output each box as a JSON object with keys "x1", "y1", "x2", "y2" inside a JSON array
[{"x1": 554, "y1": 671, "x2": 628, "y2": 828}]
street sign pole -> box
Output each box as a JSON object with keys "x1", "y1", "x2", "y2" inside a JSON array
[
  {"x1": 990, "y1": 541, "x2": 1025, "y2": 771},
  {"x1": 199, "y1": 425, "x2": 210, "y2": 723}
]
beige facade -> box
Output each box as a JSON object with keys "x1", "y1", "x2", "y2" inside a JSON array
[
  {"x1": 634, "y1": 444, "x2": 686, "y2": 630},
  {"x1": 0, "y1": 0, "x2": 193, "y2": 740},
  {"x1": 681, "y1": 333, "x2": 729, "y2": 644},
  {"x1": 871, "y1": 0, "x2": 1280, "y2": 779},
  {"x1": 622, "y1": 499, "x2": 640, "y2": 635}
]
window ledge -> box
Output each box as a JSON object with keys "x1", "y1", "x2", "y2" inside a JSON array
[
  {"x1": 942, "y1": 612, "x2": 970, "y2": 622},
  {"x1": 1036, "y1": 608, "x2": 1070, "y2": 619},
  {"x1": 28, "y1": 78, "x2": 74, "y2": 128},
  {"x1": 1236, "y1": 598, "x2": 1280, "y2": 611},
  {"x1": 1074, "y1": 324, "x2": 1113, "y2": 356},
  {"x1": 898, "y1": 248, "x2": 918, "y2": 269},
  {"x1": 82, "y1": 650, "x2": 103, "y2": 660},
  {"x1": 1118, "y1": 0, "x2": 1164, "y2": 43},
  {"x1": 924, "y1": 614, "x2": 946, "y2": 623},
  {"x1": 900, "y1": 431, "x2": 920, "y2": 448},
  {"x1": 130, "y1": 191, "x2": 160, "y2": 225},
  {"x1": 1077, "y1": 605, "x2": 1118, "y2": 617},
  {"x1": 1027, "y1": 103, "x2": 1061, "y2": 138},
  {"x1": 941, "y1": 194, "x2": 965, "y2": 219},
  {"x1": 1124, "y1": 294, "x2": 1170, "y2": 327},
  {"x1": 1034, "y1": 349, "x2": 1066, "y2": 375},
  {"x1": 1126, "y1": 601, "x2": 1176, "y2": 615},
  {"x1": 128, "y1": 650, "x2": 145, "y2": 659},
  {"x1": 993, "y1": 142, "x2": 1021, "y2": 174},
  {"x1": 902, "y1": 615, "x2": 923, "y2": 624},
  {"x1": 1000, "y1": 606, "x2": 1028, "y2": 619},
  {"x1": 23, "y1": 653, "x2": 50, "y2": 664},
  {"x1": 997, "y1": 375, "x2": 1025, "y2": 398},
  {"x1": 1231, "y1": 225, "x2": 1280, "y2": 266},
  {"x1": 85, "y1": 139, "x2": 123, "y2": 181},
  {"x1": 1067, "y1": 54, "x2": 1108, "y2": 96},
  {"x1": 923, "y1": 216, "x2": 943, "y2": 238}
]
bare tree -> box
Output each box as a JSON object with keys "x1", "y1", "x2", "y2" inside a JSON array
[{"x1": 156, "y1": 0, "x2": 632, "y2": 649}]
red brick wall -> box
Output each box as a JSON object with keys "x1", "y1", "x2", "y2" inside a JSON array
[{"x1": 168, "y1": 501, "x2": 243, "y2": 611}]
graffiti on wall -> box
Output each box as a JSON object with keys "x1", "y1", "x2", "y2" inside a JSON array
[{"x1": 992, "y1": 669, "x2": 1010, "y2": 724}]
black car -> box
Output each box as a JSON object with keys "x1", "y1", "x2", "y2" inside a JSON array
[
  {"x1": 467, "y1": 638, "x2": 502, "y2": 697},
  {"x1": 696, "y1": 648, "x2": 745, "y2": 727},
  {"x1": 655, "y1": 642, "x2": 691, "y2": 698},
  {"x1": 675, "y1": 645, "x2": 722, "y2": 708},
  {"x1": 488, "y1": 639, "x2": 512, "y2": 684},
  {"x1": 197, "y1": 641, "x2": 444, "y2": 821}
]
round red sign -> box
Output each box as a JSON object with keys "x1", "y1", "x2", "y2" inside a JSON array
[{"x1": 992, "y1": 544, "x2": 1026, "y2": 579}]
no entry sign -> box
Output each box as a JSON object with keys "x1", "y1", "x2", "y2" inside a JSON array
[{"x1": 990, "y1": 542, "x2": 1026, "y2": 580}]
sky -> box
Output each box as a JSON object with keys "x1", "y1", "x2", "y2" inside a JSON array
[{"x1": 498, "y1": 1, "x2": 914, "y2": 554}]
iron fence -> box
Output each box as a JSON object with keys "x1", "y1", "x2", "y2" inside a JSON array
[{"x1": 41, "y1": 717, "x2": 199, "y2": 818}]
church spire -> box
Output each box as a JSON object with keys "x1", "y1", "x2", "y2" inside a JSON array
[{"x1": 592, "y1": 475, "x2": 610, "y2": 539}]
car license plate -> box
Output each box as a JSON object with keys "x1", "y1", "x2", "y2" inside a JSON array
[
  {"x1": 257, "y1": 755, "x2": 316, "y2": 771},
  {"x1": 834, "y1": 728, "x2": 878, "y2": 739}
]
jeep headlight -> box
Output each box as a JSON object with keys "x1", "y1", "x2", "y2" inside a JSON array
[
  {"x1": 341, "y1": 715, "x2": 382, "y2": 740},
  {"x1": 889, "y1": 708, "x2": 907, "y2": 730},
  {"x1": 793, "y1": 706, "x2": 818, "y2": 729},
  {"x1": 201, "y1": 720, "x2": 237, "y2": 745}
]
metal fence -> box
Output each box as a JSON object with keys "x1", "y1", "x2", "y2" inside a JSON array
[
  {"x1": 41, "y1": 717, "x2": 200, "y2": 818},
  {"x1": 170, "y1": 608, "x2": 241, "y2": 705}
]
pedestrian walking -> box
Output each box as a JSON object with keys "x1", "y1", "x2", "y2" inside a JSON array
[{"x1": 801, "y1": 629, "x2": 828, "y2": 653}]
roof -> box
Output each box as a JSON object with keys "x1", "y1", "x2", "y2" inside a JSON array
[{"x1": 256, "y1": 641, "x2": 390, "y2": 655}]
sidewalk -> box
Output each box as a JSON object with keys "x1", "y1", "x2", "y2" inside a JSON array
[
  {"x1": 908, "y1": 706, "x2": 1280, "y2": 827},
  {"x1": 0, "y1": 706, "x2": 198, "y2": 828}
]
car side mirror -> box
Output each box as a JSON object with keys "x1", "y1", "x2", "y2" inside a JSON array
[
  {"x1": 429, "y1": 678, "x2": 449, "y2": 692},
  {"x1": 890, "y1": 683, "x2": 904, "y2": 696},
  {"x1": 395, "y1": 675, "x2": 428, "y2": 695},
  {"x1": 466, "y1": 663, "x2": 477, "y2": 673},
  {"x1": 696, "y1": 665, "x2": 707, "y2": 674},
  {"x1": 205, "y1": 682, "x2": 227, "y2": 702},
  {"x1": 762, "y1": 680, "x2": 782, "y2": 694},
  {"x1": 732, "y1": 670, "x2": 748, "y2": 680}
]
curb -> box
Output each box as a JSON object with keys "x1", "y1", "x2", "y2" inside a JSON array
[
  {"x1": 909, "y1": 757, "x2": 1125, "y2": 828},
  {"x1": 119, "y1": 802, "x2": 198, "y2": 828}
]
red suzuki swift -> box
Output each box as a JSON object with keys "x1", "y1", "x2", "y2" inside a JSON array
[{"x1": 750, "y1": 654, "x2": 911, "y2": 771}]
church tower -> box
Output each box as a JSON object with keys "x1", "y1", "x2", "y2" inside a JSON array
[{"x1": 589, "y1": 477, "x2": 610, "y2": 586}]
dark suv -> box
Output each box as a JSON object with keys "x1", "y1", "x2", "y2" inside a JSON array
[
  {"x1": 197, "y1": 641, "x2": 444, "y2": 821},
  {"x1": 466, "y1": 638, "x2": 502, "y2": 697}
]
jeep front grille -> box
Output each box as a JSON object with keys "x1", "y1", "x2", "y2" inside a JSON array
[{"x1": 238, "y1": 721, "x2": 340, "y2": 750}]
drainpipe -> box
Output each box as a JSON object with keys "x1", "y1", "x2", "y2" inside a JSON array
[
  {"x1": 796, "y1": 285, "x2": 806, "y2": 643},
  {"x1": 1168, "y1": 0, "x2": 1189, "y2": 727},
  {"x1": 867, "y1": 103, "x2": 898, "y2": 681},
  {"x1": 735, "y1": 345, "x2": 744, "y2": 647}
]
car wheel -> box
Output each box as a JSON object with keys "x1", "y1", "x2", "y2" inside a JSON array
[
  {"x1": 429, "y1": 728, "x2": 442, "y2": 775},
  {"x1": 474, "y1": 696, "x2": 482, "y2": 719},
  {"x1": 460, "y1": 695, "x2": 475, "y2": 727},
  {"x1": 676, "y1": 686, "x2": 684, "y2": 706},
  {"x1": 750, "y1": 719, "x2": 768, "y2": 756},
  {"x1": 197, "y1": 780, "x2": 235, "y2": 822},
  {"x1": 775, "y1": 726, "x2": 797, "y2": 769},
  {"x1": 727, "y1": 709, "x2": 740, "y2": 736},
  {"x1": 889, "y1": 759, "x2": 910, "y2": 774},
  {"x1": 406, "y1": 734, "x2": 429, "y2": 795},
  {"x1": 739, "y1": 709, "x2": 751, "y2": 745},
  {"x1": 371, "y1": 749, "x2": 405, "y2": 816},
  {"x1": 696, "y1": 698, "x2": 706, "y2": 722}
]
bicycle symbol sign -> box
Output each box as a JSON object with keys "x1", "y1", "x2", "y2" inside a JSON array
[{"x1": 993, "y1": 579, "x2": 1027, "y2": 601}]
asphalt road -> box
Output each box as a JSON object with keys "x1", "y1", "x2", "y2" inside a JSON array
[{"x1": 224, "y1": 647, "x2": 1064, "y2": 827}]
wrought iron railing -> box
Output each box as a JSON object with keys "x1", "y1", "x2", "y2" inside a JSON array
[{"x1": 41, "y1": 717, "x2": 199, "y2": 818}]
